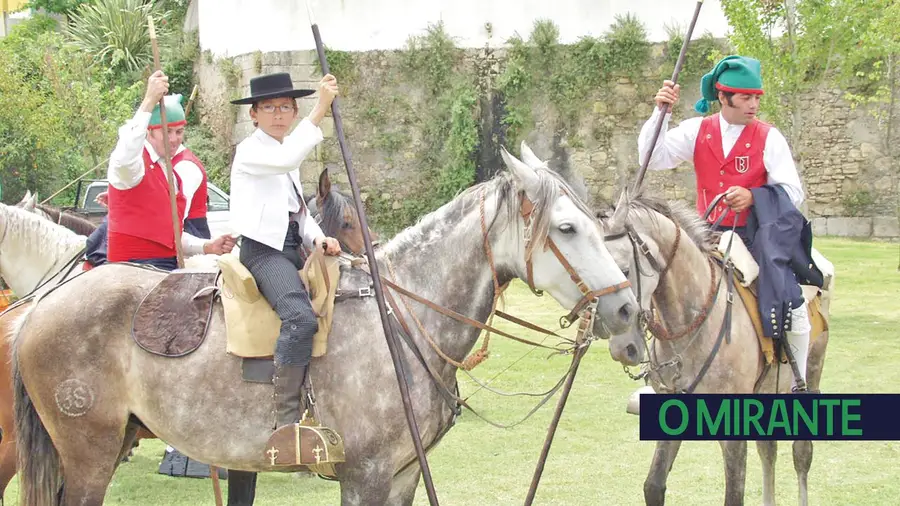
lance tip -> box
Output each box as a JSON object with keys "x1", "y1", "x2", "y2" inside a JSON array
[
  {"x1": 305, "y1": 1, "x2": 317, "y2": 25},
  {"x1": 148, "y1": 16, "x2": 157, "y2": 39}
]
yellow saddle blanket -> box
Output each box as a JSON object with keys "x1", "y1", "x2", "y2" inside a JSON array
[{"x1": 217, "y1": 249, "x2": 341, "y2": 358}]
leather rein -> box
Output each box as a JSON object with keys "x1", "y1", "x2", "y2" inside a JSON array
[{"x1": 350, "y1": 187, "x2": 631, "y2": 426}]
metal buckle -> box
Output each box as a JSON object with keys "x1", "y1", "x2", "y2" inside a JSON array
[
  {"x1": 726, "y1": 291, "x2": 734, "y2": 305},
  {"x1": 359, "y1": 286, "x2": 373, "y2": 297}
]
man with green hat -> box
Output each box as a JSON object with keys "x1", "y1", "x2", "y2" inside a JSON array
[
  {"x1": 104, "y1": 69, "x2": 234, "y2": 270},
  {"x1": 103, "y1": 69, "x2": 235, "y2": 478},
  {"x1": 636, "y1": 55, "x2": 814, "y2": 393}
]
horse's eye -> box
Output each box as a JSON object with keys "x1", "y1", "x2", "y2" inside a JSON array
[
  {"x1": 341, "y1": 222, "x2": 352, "y2": 230},
  {"x1": 622, "y1": 267, "x2": 631, "y2": 278},
  {"x1": 558, "y1": 224, "x2": 576, "y2": 235}
]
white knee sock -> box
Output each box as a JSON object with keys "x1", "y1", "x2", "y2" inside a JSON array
[{"x1": 787, "y1": 302, "x2": 811, "y2": 383}]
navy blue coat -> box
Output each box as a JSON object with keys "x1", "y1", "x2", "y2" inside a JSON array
[{"x1": 744, "y1": 185, "x2": 822, "y2": 338}]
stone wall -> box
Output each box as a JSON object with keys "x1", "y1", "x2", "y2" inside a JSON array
[{"x1": 194, "y1": 42, "x2": 899, "y2": 239}]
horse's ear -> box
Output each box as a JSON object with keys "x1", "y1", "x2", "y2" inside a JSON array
[
  {"x1": 19, "y1": 190, "x2": 32, "y2": 206},
  {"x1": 520, "y1": 141, "x2": 547, "y2": 170},
  {"x1": 317, "y1": 169, "x2": 332, "y2": 200},
  {"x1": 501, "y1": 146, "x2": 540, "y2": 200},
  {"x1": 608, "y1": 190, "x2": 629, "y2": 232},
  {"x1": 23, "y1": 192, "x2": 37, "y2": 211}
]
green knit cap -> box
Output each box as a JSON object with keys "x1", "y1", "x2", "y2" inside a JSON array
[
  {"x1": 694, "y1": 55, "x2": 764, "y2": 114},
  {"x1": 149, "y1": 94, "x2": 186, "y2": 130}
]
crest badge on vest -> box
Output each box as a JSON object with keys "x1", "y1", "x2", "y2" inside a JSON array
[{"x1": 735, "y1": 156, "x2": 750, "y2": 173}]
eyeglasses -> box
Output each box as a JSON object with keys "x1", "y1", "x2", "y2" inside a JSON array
[{"x1": 257, "y1": 104, "x2": 295, "y2": 114}]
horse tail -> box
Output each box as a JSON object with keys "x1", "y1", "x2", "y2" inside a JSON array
[{"x1": 13, "y1": 310, "x2": 63, "y2": 506}]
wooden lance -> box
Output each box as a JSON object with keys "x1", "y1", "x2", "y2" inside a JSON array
[{"x1": 305, "y1": 3, "x2": 441, "y2": 505}]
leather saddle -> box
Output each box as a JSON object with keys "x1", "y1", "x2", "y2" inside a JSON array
[{"x1": 131, "y1": 268, "x2": 219, "y2": 357}]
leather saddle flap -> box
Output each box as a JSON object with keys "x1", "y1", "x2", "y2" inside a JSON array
[{"x1": 132, "y1": 269, "x2": 219, "y2": 357}]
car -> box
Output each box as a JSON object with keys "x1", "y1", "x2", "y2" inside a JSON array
[{"x1": 73, "y1": 179, "x2": 232, "y2": 238}]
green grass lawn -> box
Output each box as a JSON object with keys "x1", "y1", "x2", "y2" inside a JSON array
[{"x1": 5, "y1": 237, "x2": 898, "y2": 505}]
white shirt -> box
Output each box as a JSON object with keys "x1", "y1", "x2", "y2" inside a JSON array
[
  {"x1": 229, "y1": 118, "x2": 325, "y2": 251},
  {"x1": 637, "y1": 108, "x2": 805, "y2": 207},
  {"x1": 107, "y1": 110, "x2": 207, "y2": 255}
]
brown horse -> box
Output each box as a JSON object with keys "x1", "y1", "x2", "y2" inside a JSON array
[
  {"x1": 11, "y1": 150, "x2": 637, "y2": 506},
  {"x1": 595, "y1": 192, "x2": 833, "y2": 506}
]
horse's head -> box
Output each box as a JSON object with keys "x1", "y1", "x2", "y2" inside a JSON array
[
  {"x1": 308, "y1": 169, "x2": 376, "y2": 256},
  {"x1": 595, "y1": 191, "x2": 705, "y2": 366},
  {"x1": 499, "y1": 142, "x2": 637, "y2": 335}
]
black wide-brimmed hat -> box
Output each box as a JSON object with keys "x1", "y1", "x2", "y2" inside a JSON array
[{"x1": 230, "y1": 72, "x2": 315, "y2": 105}]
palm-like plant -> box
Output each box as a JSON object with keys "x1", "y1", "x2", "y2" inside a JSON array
[{"x1": 64, "y1": 0, "x2": 171, "y2": 75}]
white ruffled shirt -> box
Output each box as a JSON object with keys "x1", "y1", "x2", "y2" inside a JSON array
[{"x1": 637, "y1": 108, "x2": 805, "y2": 207}]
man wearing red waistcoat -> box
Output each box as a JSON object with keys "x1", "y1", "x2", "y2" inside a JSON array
[
  {"x1": 106, "y1": 70, "x2": 233, "y2": 272},
  {"x1": 104, "y1": 71, "x2": 235, "y2": 479},
  {"x1": 637, "y1": 55, "x2": 811, "y2": 392}
]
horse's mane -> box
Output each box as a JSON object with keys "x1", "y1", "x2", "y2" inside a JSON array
[
  {"x1": 0, "y1": 204, "x2": 86, "y2": 254},
  {"x1": 381, "y1": 167, "x2": 593, "y2": 258},
  {"x1": 34, "y1": 204, "x2": 98, "y2": 236},
  {"x1": 614, "y1": 190, "x2": 715, "y2": 252}
]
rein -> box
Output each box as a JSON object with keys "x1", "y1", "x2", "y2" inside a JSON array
[{"x1": 349, "y1": 186, "x2": 620, "y2": 428}]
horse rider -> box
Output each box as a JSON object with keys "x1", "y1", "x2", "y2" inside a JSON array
[
  {"x1": 104, "y1": 69, "x2": 236, "y2": 478},
  {"x1": 637, "y1": 55, "x2": 815, "y2": 392},
  {"x1": 104, "y1": 69, "x2": 233, "y2": 271},
  {"x1": 228, "y1": 72, "x2": 342, "y2": 448}
]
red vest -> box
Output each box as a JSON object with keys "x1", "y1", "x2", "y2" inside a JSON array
[
  {"x1": 107, "y1": 148, "x2": 187, "y2": 261},
  {"x1": 173, "y1": 149, "x2": 208, "y2": 219},
  {"x1": 693, "y1": 114, "x2": 770, "y2": 227}
]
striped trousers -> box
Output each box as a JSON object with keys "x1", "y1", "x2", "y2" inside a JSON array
[{"x1": 239, "y1": 221, "x2": 318, "y2": 366}]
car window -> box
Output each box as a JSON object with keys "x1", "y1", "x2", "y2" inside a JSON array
[
  {"x1": 83, "y1": 184, "x2": 108, "y2": 213},
  {"x1": 207, "y1": 187, "x2": 229, "y2": 212}
]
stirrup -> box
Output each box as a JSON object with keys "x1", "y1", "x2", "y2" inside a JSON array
[{"x1": 264, "y1": 410, "x2": 345, "y2": 470}]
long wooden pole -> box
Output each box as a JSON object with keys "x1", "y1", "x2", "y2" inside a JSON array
[
  {"x1": 631, "y1": 0, "x2": 706, "y2": 195},
  {"x1": 184, "y1": 84, "x2": 199, "y2": 119},
  {"x1": 40, "y1": 157, "x2": 110, "y2": 205},
  {"x1": 305, "y1": 3, "x2": 440, "y2": 505},
  {"x1": 523, "y1": 318, "x2": 590, "y2": 505},
  {"x1": 149, "y1": 16, "x2": 221, "y2": 503},
  {"x1": 148, "y1": 16, "x2": 185, "y2": 270}
]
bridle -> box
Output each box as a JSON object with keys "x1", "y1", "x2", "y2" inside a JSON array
[
  {"x1": 600, "y1": 197, "x2": 739, "y2": 394},
  {"x1": 519, "y1": 191, "x2": 632, "y2": 329}
]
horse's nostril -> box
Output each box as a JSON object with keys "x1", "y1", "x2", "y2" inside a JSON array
[{"x1": 626, "y1": 343, "x2": 638, "y2": 359}]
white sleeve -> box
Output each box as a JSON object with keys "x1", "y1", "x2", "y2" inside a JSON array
[
  {"x1": 763, "y1": 128, "x2": 805, "y2": 207},
  {"x1": 233, "y1": 119, "x2": 324, "y2": 176},
  {"x1": 637, "y1": 108, "x2": 703, "y2": 170},
  {"x1": 174, "y1": 159, "x2": 203, "y2": 214},
  {"x1": 181, "y1": 231, "x2": 207, "y2": 257},
  {"x1": 107, "y1": 111, "x2": 152, "y2": 190}
]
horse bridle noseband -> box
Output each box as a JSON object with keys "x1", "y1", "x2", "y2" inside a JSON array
[{"x1": 519, "y1": 193, "x2": 632, "y2": 328}]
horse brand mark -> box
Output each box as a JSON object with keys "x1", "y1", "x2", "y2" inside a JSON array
[
  {"x1": 55, "y1": 379, "x2": 94, "y2": 417},
  {"x1": 735, "y1": 156, "x2": 750, "y2": 173}
]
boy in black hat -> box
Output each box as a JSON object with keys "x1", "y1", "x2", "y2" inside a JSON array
[{"x1": 229, "y1": 73, "x2": 343, "y2": 446}]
